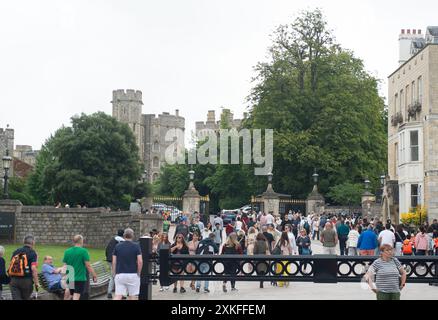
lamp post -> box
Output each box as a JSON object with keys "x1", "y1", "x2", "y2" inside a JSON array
[
  {"x1": 2, "y1": 149, "x2": 12, "y2": 199},
  {"x1": 188, "y1": 169, "x2": 195, "y2": 189},
  {"x1": 380, "y1": 174, "x2": 386, "y2": 204},
  {"x1": 142, "y1": 169, "x2": 148, "y2": 183},
  {"x1": 312, "y1": 169, "x2": 319, "y2": 186},
  {"x1": 364, "y1": 178, "x2": 371, "y2": 192}
]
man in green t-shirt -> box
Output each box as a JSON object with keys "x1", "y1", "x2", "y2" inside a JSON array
[{"x1": 63, "y1": 235, "x2": 97, "y2": 300}]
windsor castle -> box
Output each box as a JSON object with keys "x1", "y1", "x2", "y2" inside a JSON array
[{"x1": 111, "y1": 89, "x2": 185, "y2": 183}]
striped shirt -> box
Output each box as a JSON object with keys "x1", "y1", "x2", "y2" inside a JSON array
[{"x1": 369, "y1": 258, "x2": 402, "y2": 293}]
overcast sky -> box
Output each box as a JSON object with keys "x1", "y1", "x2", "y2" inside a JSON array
[{"x1": 1, "y1": 0, "x2": 437, "y2": 150}]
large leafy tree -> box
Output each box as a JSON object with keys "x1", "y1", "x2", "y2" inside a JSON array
[
  {"x1": 27, "y1": 112, "x2": 141, "y2": 208},
  {"x1": 247, "y1": 8, "x2": 387, "y2": 200},
  {"x1": 326, "y1": 182, "x2": 364, "y2": 207}
]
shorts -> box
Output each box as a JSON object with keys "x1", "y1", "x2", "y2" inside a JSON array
[
  {"x1": 69, "y1": 281, "x2": 87, "y2": 296},
  {"x1": 49, "y1": 281, "x2": 63, "y2": 292},
  {"x1": 115, "y1": 273, "x2": 140, "y2": 296}
]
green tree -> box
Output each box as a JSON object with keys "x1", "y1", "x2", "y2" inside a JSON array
[
  {"x1": 247, "y1": 8, "x2": 387, "y2": 200},
  {"x1": 326, "y1": 183, "x2": 363, "y2": 207},
  {"x1": 27, "y1": 112, "x2": 141, "y2": 209},
  {"x1": 1, "y1": 176, "x2": 37, "y2": 205}
]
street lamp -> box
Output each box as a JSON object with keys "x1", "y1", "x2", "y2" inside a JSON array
[
  {"x1": 142, "y1": 169, "x2": 148, "y2": 183},
  {"x1": 189, "y1": 170, "x2": 195, "y2": 181},
  {"x1": 312, "y1": 169, "x2": 319, "y2": 185},
  {"x1": 380, "y1": 175, "x2": 386, "y2": 187},
  {"x1": 267, "y1": 171, "x2": 273, "y2": 184},
  {"x1": 364, "y1": 178, "x2": 371, "y2": 192},
  {"x1": 2, "y1": 149, "x2": 12, "y2": 199}
]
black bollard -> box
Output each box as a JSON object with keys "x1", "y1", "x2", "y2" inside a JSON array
[{"x1": 139, "y1": 236, "x2": 153, "y2": 300}]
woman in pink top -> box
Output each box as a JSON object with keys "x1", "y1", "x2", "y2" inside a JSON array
[
  {"x1": 276, "y1": 232, "x2": 292, "y2": 287},
  {"x1": 415, "y1": 226, "x2": 428, "y2": 255},
  {"x1": 187, "y1": 231, "x2": 200, "y2": 290}
]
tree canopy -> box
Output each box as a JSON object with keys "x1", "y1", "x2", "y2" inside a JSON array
[
  {"x1": 27, "y1": 112, "x2": 142, "y2": 208},
  {"x1": 246, "y1": 8, "x2": 387, "y2": 199}
]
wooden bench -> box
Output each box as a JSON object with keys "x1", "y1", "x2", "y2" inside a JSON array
[
  {"x1": 1, "y1": 261, "x2": 111, "y2": 300},
  {"x1": 89, "y1": 261, "x2": 111, "y2": 298}
]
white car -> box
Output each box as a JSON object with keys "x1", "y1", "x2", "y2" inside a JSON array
[{"x1": 240, "y1": 205, "x2": 252, "y2": 214}]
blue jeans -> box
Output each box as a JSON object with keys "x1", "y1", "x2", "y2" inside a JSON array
[{"x1": 196, "y1": 262, "x2": 210, "y2": 290}]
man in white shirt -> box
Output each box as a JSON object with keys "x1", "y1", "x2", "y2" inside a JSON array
[
  {"x1": 378, "y1": 223, "x2": 396, "y2": 247},
  {"x1": 213, "y1": 214, "x2": 223, "y2": 230},
  {"x1": 266, "y1": 212, "x2": 274, "y2": 225}
]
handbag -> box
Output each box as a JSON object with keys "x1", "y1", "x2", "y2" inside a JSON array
[{"x1": 271, "y1": 242, "x2": 282, "y2": 255}]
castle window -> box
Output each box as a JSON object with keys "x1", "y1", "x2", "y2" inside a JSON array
[
  {"x1": 153, "y1": 157, "x2": 159, "y2": 168},
  {"x1": 153, "y1": 141, "x2": 159, "y2": 152}
]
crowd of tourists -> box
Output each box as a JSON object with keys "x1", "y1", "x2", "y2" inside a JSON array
[
  {"x1": 1, "y1": 210, "x2": 437, "y2": 301},
  {"x1": 148, "y1": 210, "x2": 438, "y2": 300}
]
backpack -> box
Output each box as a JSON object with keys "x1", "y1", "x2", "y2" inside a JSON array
[
  {"x1": 402, "y1": 239, "x2": 413, "y2": 255},
  {"x1": 8, "y1": 252, "x2": 29, "y2": 277},
  {"x1": 434, "y1": 238, "x2": 438, "y2": 249},
  {"x1": 196, "y1": 242, "x2": 215, "y2": 255},
  {"x1": 304, "y1": 221, "x2": 310, "y2": 231},
  {"x1": 271, "y1": 242, "x2": 282, "y2": 255}
]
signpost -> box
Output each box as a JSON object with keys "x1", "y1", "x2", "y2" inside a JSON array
[{"x1": 0, "y1": 211, "x2": 15, "y2": 242}]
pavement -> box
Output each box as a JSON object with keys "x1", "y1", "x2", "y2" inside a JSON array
[{"x1": 97, "y1": 225, "x2": 438, "y2": 300}]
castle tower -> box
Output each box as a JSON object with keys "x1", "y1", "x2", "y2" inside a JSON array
[{"x1": 112, "y1": 89, "x2": 144, "y2": 161}]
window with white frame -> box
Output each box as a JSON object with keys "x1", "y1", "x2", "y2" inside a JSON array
[
  {"x1": 418, "y1": 76, "x2": 423, "y2": 103},
  {"x1": 410, "y1": 130, "x2": 419, "y2": 161},
  {"x1": 411, "y1": 81, "x2": 415, "y2": 103},
  {"x1": 400, "y1": 132, "x2": 405, "y2": 164},
  {"x1": 400, "y1": 89, "x2": 404, "y2": 116},
  {"x1": 411, "y1": 184, "x2": 419, "y2": 208}
]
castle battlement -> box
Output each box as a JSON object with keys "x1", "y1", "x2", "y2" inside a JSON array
[{"x1": 112, "y1": 89, "x2": 143, "y2": 104}]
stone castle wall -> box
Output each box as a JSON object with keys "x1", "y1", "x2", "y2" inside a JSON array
[{"x1": 12, "y1": 206, "x2": 163, "y2": 248}]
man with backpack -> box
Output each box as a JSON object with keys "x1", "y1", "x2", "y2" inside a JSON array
[
  {"x1": 105, "y1": 229, "x2": 125, "y2": 299},
  {"x1": 8, "y1": 235, "x2": 39, "y2": 300},
  {"x1": 195, "y1": 233, "x2": 219, "y2": 293}
]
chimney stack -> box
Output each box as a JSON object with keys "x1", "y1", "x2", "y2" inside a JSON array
[{"x1": 175, "y1": 109, "x2": 179, "y2": 117}]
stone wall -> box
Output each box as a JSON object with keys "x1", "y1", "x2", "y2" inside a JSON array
[{"x1": 12, "y1": 206, "x2": 164, "y2": 248}]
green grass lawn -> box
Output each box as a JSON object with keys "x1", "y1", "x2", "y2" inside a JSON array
[{"x1": 1, "y1": 244, "x2": 105, "y2": 272}]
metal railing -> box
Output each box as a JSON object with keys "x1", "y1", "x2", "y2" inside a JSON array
[
  {"x1": 138, "y1": 237, "x2": 438, "y2": 300},
  {"x1": 158, "y1": 251, "x2": 438, "y2": 285}
]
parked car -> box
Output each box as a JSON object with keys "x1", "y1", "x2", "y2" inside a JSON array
[
  {"x1": 221, "y1": 209, "x2": 238, "y2": 226},
  {"x1": 240, "y1": 205, "x2": 252, "y2": 214},
  {"x1": 152, "y1": 203, "x2": 182, "y2": 222}
]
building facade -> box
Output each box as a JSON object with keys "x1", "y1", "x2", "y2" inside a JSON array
[
  {"x1": 387, "y1": 28, "x2": 438, "y2": 223},
  {"x1": 195, "y1": 109, "x2": 247, "y2": 136},
  {"x1": 112, "y1": 89, "x2": 185, "y2": 183},
  {"x1": 13, "y1": 145, "x2": 39, "y2": 167}
]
